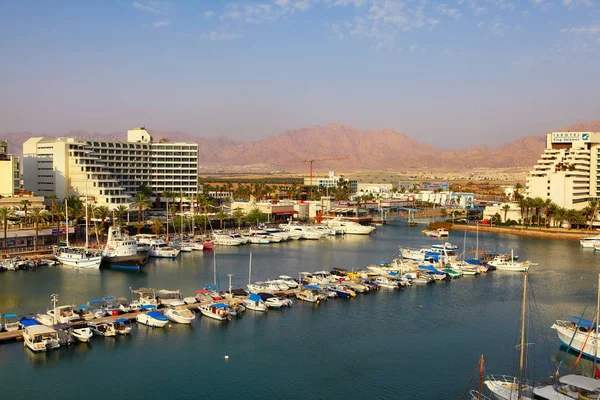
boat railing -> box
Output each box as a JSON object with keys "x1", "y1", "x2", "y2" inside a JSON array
[
  {"x1": 486, "y1": 374, "x2": 541, "y2": 388},
  {"x1": 469, "y1": 390, "x2": 492, "y2": 400}
]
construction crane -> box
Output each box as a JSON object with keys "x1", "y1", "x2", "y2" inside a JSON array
[{"x1": 302, "y1": 157, "x2": 348, "y2": 187}]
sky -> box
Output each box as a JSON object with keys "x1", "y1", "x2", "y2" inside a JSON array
[{"x1": 0, "y1": 0, "x2": 599, "y2": 148}]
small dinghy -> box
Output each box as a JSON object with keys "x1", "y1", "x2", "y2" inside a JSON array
[
  {"x1": 113, "y1": 318, "x2": 133, "y2": 335},
  {"x1": 72, "y1": 327, "x2": 93, "y2": 342}
]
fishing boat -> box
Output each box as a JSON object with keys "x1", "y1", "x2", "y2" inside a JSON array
[
  {"x1": 88, "y1": 321, "x2": 117, "y2": 337},
  {"x1": 71, "y1": 327, "x2": 93, "y2": 342},
  {"x1": 242, "y1": 292, "x2": 268, "y2": 312},
  {"x1": 23, "y1": 325, "x2": 60, "y2": 352},
  {"x1": 484, "y1": 273, "x2": 540, "y2": 400},
  {"x1": 488, "y1": 250, "x2": 532, "y2": 272},
  {"x1": 198, "y1": 303, "x2": 231, "y2": 321},
  {"x1": 135, "y1": 307, "x2": 169, "y2": 328},
  {"x1": 102, "y1": 225, "x2": 147, "y2": 269},
  {"x1": 112, "y1": 318, "x2": 133, "y2": 335},
  {"x1": 164, "y1": 301, "x2": 196, "y2": 324},
  {"x1": 1, "y1": 313, "x2": 19, "y2": 332}
]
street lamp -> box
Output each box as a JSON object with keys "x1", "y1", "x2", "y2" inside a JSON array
[{"x1": 227, "y1": 274, "x2": 233, "y2": 297}]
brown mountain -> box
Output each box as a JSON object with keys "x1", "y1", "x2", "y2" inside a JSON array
[{"x1": 2, "y1": 121, "x2": 599, "y2": 172}]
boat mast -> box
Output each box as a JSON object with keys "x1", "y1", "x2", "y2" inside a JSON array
[
  {"x1": 462, "y1": 230, "x2": 467, "y2": 262},
  {"x1": 85, "y1": 173, "x2": 89, "y2": 252},
  {"x1": 248, "y1": 252, "x2": 252, "y2": 285},
  {"x1": 166, "y1": 196, "x2": 169, "y2": 240},
  {"x1": 213, "y1": 251, "x2": 217, "y2": 287},
  {"x1": 582, "y1": 274, "x2": 600, "y2": 370},
  {"x1": 518, "y1": 272, "x2": 528, "y2": 398},
  {"x1": 475, "y1": 220, "x2": 479, "y2": 262},
  {"x1": 51, "y1": 293, "x2": 58, "y2": 324},
  {"x1": 65, "y1": 198, "x2": 69, "y2": 247}
]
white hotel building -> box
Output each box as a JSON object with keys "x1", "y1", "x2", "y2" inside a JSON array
[
  {"x1": 526, "y1": 131, "x2": 600, "y2": 210},
  {"x1": 23, "y1": 127, "x2": 198, "y2": 209}
]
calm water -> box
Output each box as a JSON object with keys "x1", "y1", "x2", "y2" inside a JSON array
[{"x1": 0, "y1": 223, "x2": 599, "y2": 399}]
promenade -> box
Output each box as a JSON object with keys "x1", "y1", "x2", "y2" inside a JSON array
[{"x1": 450, "y1": 224, "x2": 593, "y2": 241}]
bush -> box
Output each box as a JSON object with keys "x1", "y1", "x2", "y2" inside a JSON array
[{"x1": 427, "y1": 221, "x2": 452, "y2": 230}]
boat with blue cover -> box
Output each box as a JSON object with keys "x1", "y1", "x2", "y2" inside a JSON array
[
  {"x1": 199, "y1": 303, "x2": 231, "y2": 320},
  {"x1": 112, "y1": 318, "x2": 133, "y2": 334},
  {"x1": 242, "y1": 292, "x2": 268, "y2": 312},
  {"x1": 136, "y1": 306, "x2": 169, "y2": 327},
  {"x1": 2, "y1": 313, "x2": 20, "y2": 332}
]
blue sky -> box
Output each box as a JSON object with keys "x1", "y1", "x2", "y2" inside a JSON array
[{"x1": 1, "y1": 0, "x2": 599, "y2": 147}]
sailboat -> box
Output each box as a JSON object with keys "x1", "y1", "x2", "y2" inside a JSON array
[
  {"x1": 484, "y1": 273, "x2": 541, "y2": 399},
  {"x1": 552, "y1": 273, "x2": 600, "y2": 361},
  {"x1": 54, "y1": 188, "x2": 103, "y2": 269}
]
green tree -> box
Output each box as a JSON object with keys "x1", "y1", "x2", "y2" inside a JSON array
[
  {"x1": 245, "y1": 208, "x2": 266, "y2": 225},
  {"x1": 138, "y1": 183, "x2": 153, "y2": 197},
  {"x1": 52, "y1": 202, "x2": 65, "y2": 243},
  {"x1": 47, "y1": 194, "x2": 57, "y2": 224},
  {"x1": 94, "y1": 205, "x2": 110, "y2": 233},
  {"x1": 29, "y1": 207, "x2": 48, "y2": 250},
  {"x1": 0, "y1": 207, "x2": 15, "y2": 252},
  {"x1": 115, "y1": 204, "x2": 129, "y2": 225},
  {"x1": 543, "y1": 198, "x2": 554, "y2": 228},
  {"x1": 232, "y1": 207, "x2": 245, "y2": 229},
  {"x1": 131, "y1": 193, "x2": 152, "y2": 233},
  {"x1": 216, "y1": 208, "x2": 228, "y2": 229},
  {"x1": 586, "y1": 199, "x2": 600, "y2": 230},
  {"x1": 151, "y1": 218, "x2": 164, "y2": 236},
  {"x1": 532, "y1": 197, "x2": 545, "y2": 227},
  {"x1": 20, "y1": 199, "x2": 31, "y2": 223},
  {"x1": 163, "y1": 190, "x2": 177, "y2": 236},
  {"x1": 502, "y1": 204, "x2": 511, "y2": 223}
]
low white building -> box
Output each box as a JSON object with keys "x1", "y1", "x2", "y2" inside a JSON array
[{"x1": 483, "y1": 202, "x2": 523, "y2": 223}]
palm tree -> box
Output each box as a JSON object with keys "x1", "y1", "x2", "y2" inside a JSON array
[
  {"x1": 53, "y1": 202, "x2": 65, "y2": 243},
  {"x1": 502, "y1": 204, "x2": 511, "y2": 223},
  {"x1": 94, "y1": 205, "x2": 110, "y2": 233},
  {"x1": 532, "y1": 197, "x2": 545, "y2": 227},
  {"x1": 131, "y1": 193, "x2": 152, "y2": 233},
  {"x1": 517, "y1": 197, "x2": 527, "y2": 225},
  {"x1": 587, "y1": 199, "x2": 599, "y2": 230},
  {"x1": 0, "y1": 207, "x2": 15, "y2": 252},
  {"x1": 90, "y1": 225, "x2": 105, "y2": 246},
  {"x1": 151, "y1": 218, "x2": 164, "y2": 236},
  {"x1": 20, "y1": 199, "x2": 31, "y2": 225},
  {"x1": 543, "y1": 198, "x2": 554, "y2": 228},
  {"x1": 29, "y1": 207, "x2": 48, "y2": 250},
  {"x1": 115, "y1": 204, "x2": 129, "y2": 225},
  {"x1": 47, "y1": 194, "x2": 57, "y2": 224},
  {"x1": 232, "y1": 207, "x2": 245, "y2": 229},
  {"x1": 163, "y1": 190, "x2": 176, "y2": 236},
  {"x1": 216, "y1": 208, "x2": 228, "y2": 229}
]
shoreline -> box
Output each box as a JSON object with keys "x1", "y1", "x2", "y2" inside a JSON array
[{"x1": 449, "y1": 224, "x2": 594, "y2": 241}]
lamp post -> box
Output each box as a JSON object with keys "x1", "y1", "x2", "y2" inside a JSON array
[{"x1": 227, "y1": 274, "x2": 232, "y2": 297}]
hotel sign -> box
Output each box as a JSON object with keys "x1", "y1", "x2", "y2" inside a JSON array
[{"x1": 552, "y1": 132, "x2": 591, "y2": 143}]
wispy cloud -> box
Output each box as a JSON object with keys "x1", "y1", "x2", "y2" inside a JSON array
[
  {"x1": 436, "y1": 4, "x2": 462, "y2": 19},
  {"x1": 562, "y1": 0, "x2": 594, "y2": 9},
  {"x1": 133, "y1": 1, "x2": 173, "y2": 27},
  {"x1": 478, "y1": 19, "x2": 520, "y2": 35},
  {"x1": 561, "y1": 25, "x2": 600, "y2": 34},
  {"x1": 204, "y1": 31, "x2": 243, "y2": 41},
  {"x1": 204, "y1": 11, "x2": 215, "y2": 18}
]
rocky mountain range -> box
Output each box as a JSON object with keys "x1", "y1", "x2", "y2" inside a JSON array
[{"x1": 3, "y1": 121, "x2": 600, "y2": 172}]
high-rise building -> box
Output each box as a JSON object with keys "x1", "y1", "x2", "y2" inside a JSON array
[
  {"x1": 23, "y1": 128, "x2": 198, "y2": 208},
  {"x1": 526, "y1": 132, "x2": 600, "y2": 210},
  {"x1": 0, "y1": 140, "x2": 20, "y2": 196}
]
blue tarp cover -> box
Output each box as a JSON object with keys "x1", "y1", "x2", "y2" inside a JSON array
[
  {"x1": 204, "y1": 285, "x2": 216, "y2": 291},
  {"x1": 212, "y1": 303, "x2": 228, "y2": 309},
  {"x1": 140, "y1": 304, "x2": 156, "y2": 309},
  {"x1": 77, "y1": 305, "x2": 91, "y2": 309},
  {"x1": 570, "y1": 316, "x2": 597, "y2": 329},
  {"x1": 115, "y1": 318, "x2": 129, "y2": 323},
  {"x1": 248, "y1": 293, "x2": 261, "y2": 302},
  {"x1": 147, "y1": 311, "x2": 168, "y2": 321},
  {"x1": 424, "y1": 252, "x2": 441, "y2": 261},
  {"x1": 19, "y1": 317, "x2": 39, "y2": 327},
  {"x1": 419, "y1": 264, "x2": 445, "y2": 274},
  {"x1": 304, "y1": 284, "x2": 322, "y2": 290},
  {"x1": 3, "y1": 313, "x2": 17, "y2": 318},
  {"x1": 87, "y1": 299, "x2": 104, "y2": 303},
  {"x1": 103, "y1": 297, "x2": 116, "y2": 301}
]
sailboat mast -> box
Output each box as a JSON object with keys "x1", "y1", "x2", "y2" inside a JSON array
[
  {"x1": 518, "y1": 272, "x2": 528, "y2": 397},
  {"x1": 248, "y1": 252, "x2": 252, "y2": 285},
  {"x1": 85, "y1": 173, "x2": 89, "y2": 251},
  {"x1": 65, "y1": 198, "x2": 69, "y2": 247},
  {"x1": 213, "y1": 251, "x2": 217, "y2": 286},
  {"x1": 463, "y1": 230, "x2": 467, "y2": 262},
  {"x1": 476, "y1": 220, "x2": 479, "y2": 261},
  {"x1": 595, "y1": 273, "x2": 600, "y2": 370},
  {"x1": 166, "y1": 197, "x2": 169, "y2": 240}
]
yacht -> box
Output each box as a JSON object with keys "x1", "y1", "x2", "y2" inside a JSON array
[
  {"x1": 135, "y1": 235, "x2": 180, "y2": 258},
  {"x1": 89, "y1": 322, "x2": 117, "y2": 337},
  {"x1": 278, "y1": 222, "x2": 324, "y2": 240},
  {"x1": 580, "y1": 234, "x2": 600, "y2": 248},
  {"x1": 324, "y1": 217, "x2": 376, "y2": 235},
  {"x1": 198, "y1": 303, "x2": 231, "y2": 321},
  {"x1": 278, "y1": 275, "x2": 299, "y2": 289},
  {"x1": 136, "y1": 310, "x2": 169, "y2": 328},
  {"x1": 54, "y1": 246, "x2": 103, "y2": 268},
  {"x1": 212, "y1": 232, "x2": 244, "y2": 246},
  {"x1": 71, "y1": 327, "x2": 93, "y2": 342},
  {"x1": 46, "y1": 305, "x2": 80, "y2": 324},
  {"x1": 23, "y1": 325, "x2": 60, "y2": 352},
  {"x1": 112, "y1": 318, "x2": 133, "y2": 335},
  {"x1": 534, "y1": 374, "x2": 600, "y2": 399},
  {"x1": 102, "y1": 226, "x2": 147, "y2": 269}
]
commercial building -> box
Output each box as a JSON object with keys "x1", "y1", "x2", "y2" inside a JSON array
[
  {"x1": 526, "y1": 132, "x2": 600, "y2": 210},
  {"x1": 303, "y1": 171, "x2": 358, "y2": 194},
  {"x1": 23, "y1": 127, "x2": 198, "y2": 209},
  {"x1": 0, "y1": 140, "x2": 21, "y2": 196}
]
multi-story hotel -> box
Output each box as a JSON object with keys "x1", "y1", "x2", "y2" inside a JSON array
[
  {"x1": 526, "y1": 132, "x2": 600, "y2": 210},
  {"x1": 0, "y1": 140, "x2": 21, "y2": 196},
  {"x1": 23, "y1": 127, "x2": 198, "y2": 208}
]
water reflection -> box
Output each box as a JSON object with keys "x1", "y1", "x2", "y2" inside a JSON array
[{"x1": 555, "y1": 347, "x2": 597, "y2": 377}]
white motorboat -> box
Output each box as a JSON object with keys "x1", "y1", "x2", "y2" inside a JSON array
[
  {"x1": 23, "y1": 325, "x2": 60, "y2": 352},
  {"x1": 71, "y1": 327, "x2": 93, "y2": 342},
  {"x1": 46, "y1": 305, "x2": 80, "y2": 324},
  {"x1": 2, "y1": 313, "x2": 20, "y2": 332},
  {"x1": 212, "y1": 232, "x2": 244, "y2": 246},
  {"x1": 374, "y1": 277, "x2": 399, "y2": 290},
  {"x1": 35, "y1": 313, "x2": 55, "y2": 327},
  {"x1": 112, "y1": 318, "x2": 133, "y2": 335},
  {"x1": 242, "y1": 293, "x2": 268, "y2": 312},
  {"x1": 324, "y1": 217, "x2": 376, "y2": 235},
  {"x1": 89, "y1": 322, "x2": 117, "y2": 337},
  {"x1": 136, "y1": 309, "x2": 169, "y2": 328},
  {"x1": 295, "y1": 289, "x2": 322, "y2": 303},
  {"x1": 177, "y1": 240, "x2": 194, "y2": 252},
  {"x1": 248, "y1": 235, "x2": 270, "y2": 244},
  {"x1": 313, "y1": 225, "x2": 337, "y2": 236},
  {"x1": 400, "y1": 248, "x2": 431, "y2": 262},
  {"x1": 164, "y1": 301, "x2": 196, "y2": 324},
  {"x1": 198, "y1": 303, "x2": 231, "y2": 321},
  {"x1": 278, "y1": 275, "x2": 299, "y2": 288},
  {"x1": 54, "y1": 246, "x2": 103, "y2": 268},
  {"x1": 534, "y1": 374, "x2": 600, "y2": 399},
  {"x1": 581, "y1": 234, "x2": 600, "y2": 248},
  {"x1": 183, "y1": 296, "x2": 198, "y2": 304},
  {"x1": 278, "y1": 222, "x2": 324, "y2": 240}
]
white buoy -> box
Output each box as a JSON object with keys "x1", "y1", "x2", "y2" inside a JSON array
[{"x1": 224, "y1": 355, "x2": 229, "y2": 360}]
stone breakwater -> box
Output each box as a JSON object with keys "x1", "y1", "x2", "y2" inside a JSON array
[{"x1": 450, "y1": 224, "x2": 590, "y2": 241}]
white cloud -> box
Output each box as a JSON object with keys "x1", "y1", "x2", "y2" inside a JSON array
[
  {"x1": 206, "y1": 31, "x2": 243, "y2": 41},
  {"x1": 437, "y1": 4, "x2": 462, "y2": 19},
  {"x1": 204, "y1": 11, "x2": 215, "y2": 18},
  {"x1": 132, "y1": 1, "x2": 169, "y2": 15},
  {"x1": 561, "y1": 25, "x2": 600, "y2": 34},
  {"x1": 153, "y1": 20, "x2": 170, "y2": 27},
  {"x1": 563, "y1": 0, "x2": 594, "y2": 9},
  {"x1": 331, "y1": 23, "x2": 343, "y2": 38}
]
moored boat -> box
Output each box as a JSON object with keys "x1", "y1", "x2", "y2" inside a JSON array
[
  {"x1": 136, "y1": 308, "x2": 169, "y2": 328},
  {"x1": 198, "y1": 303, "x2": 231, "y2": 321},
  {"x1": 23, "y1": 325, "x2": 60, "y2": 352},
  {"x1": 165, "y1": 301, "x2": 196, "y2": 324}
]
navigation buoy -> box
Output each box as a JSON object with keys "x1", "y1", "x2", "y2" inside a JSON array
[
  {"x1": 224, "y1": 355, "x2": 229, "y2": 360},
  {"x1": 419, "y1": 305, "x2": 423, "y2": 308},
  {"x1": 169, "y1": 324, "x2": 172, "y2": 328}
]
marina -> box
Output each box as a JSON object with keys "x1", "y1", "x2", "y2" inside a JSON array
[{"x1": 0, "y1": 222, "x2": 598, "y2": 398}]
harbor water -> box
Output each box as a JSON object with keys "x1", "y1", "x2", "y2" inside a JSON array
[{"x1": 0, "y1": 223, "x2": 598, "y2": 399}]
